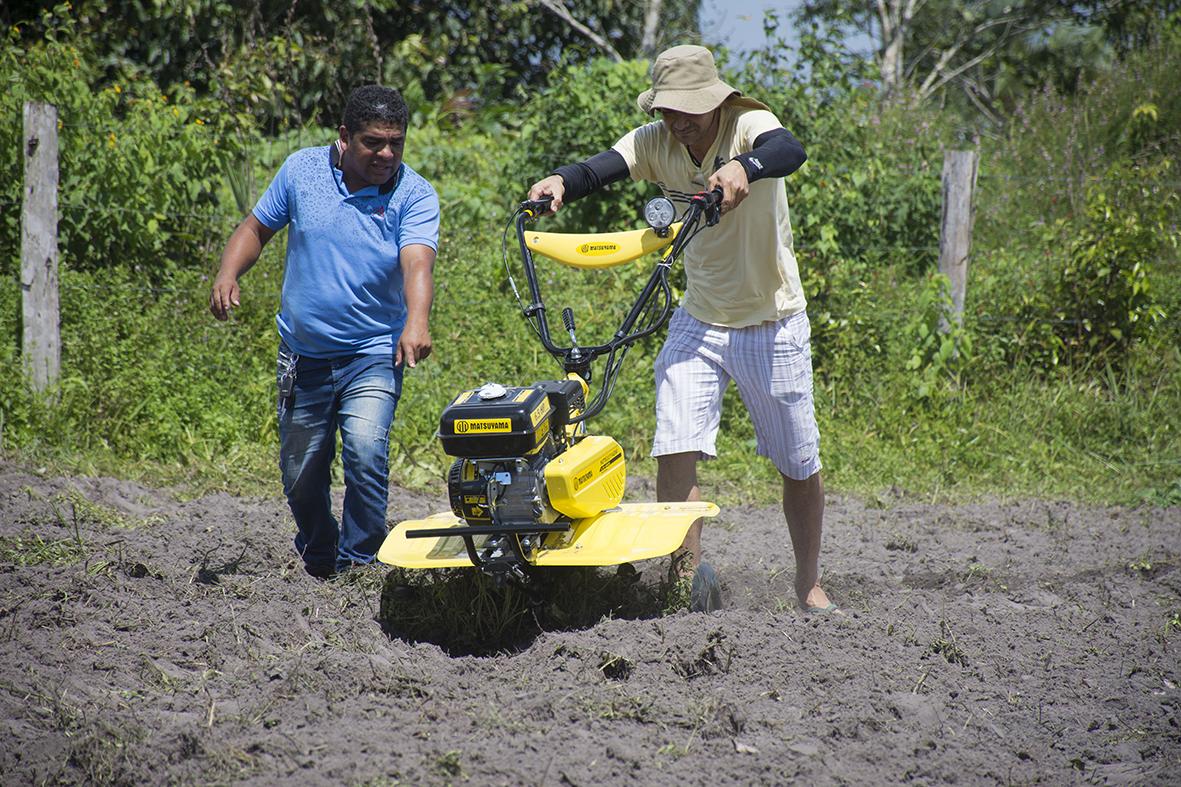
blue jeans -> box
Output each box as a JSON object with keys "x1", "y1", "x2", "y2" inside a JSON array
[{"x1": 277, "y1": 344, "x2": 402, "y2": 574}]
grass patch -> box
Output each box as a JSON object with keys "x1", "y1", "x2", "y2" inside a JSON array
[
  {"x1": 1161, "y1": 611, "x2": 1181, "y2": 644},
  {"x1": 3, "y1": 222, "x2": 1178, "y2": 508},
  {"x1": 0, "y1": 532, "x2": 85, "y2": 566},
  {"x1": 433, "y1": 750, "x2": 463, "y2": 780},
  {"x1": 67, "y1": 721, "x2": 148, "y2": 785},
  {"x1": 25, "y1": 487, "x2": 167, "y2": 531}
]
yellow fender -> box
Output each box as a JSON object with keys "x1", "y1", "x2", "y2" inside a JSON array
[
  {"x1": 377, "y1": 501, "x2": 719, "y2": 569},
  {"x1": 525, "y1": 224, "x2": 682, "y2": 270}
]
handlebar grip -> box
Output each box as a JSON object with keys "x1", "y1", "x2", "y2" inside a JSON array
[
  {"x1": 689, "y1": 187, "x2": 723, "y2": 206},
  {"x1": 522, "y1": 195, "x2": 555, "y2": 216},
  {"x1": 697, "y1": 187, "x2": 723, "y2": 226},
  {"x1": 696, "y1": 187, "x2": 723, "y2": 206}
]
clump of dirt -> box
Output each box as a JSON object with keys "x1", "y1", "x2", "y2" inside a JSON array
[
  {"x1": 379, "y1": 563, "x2": 680, "y2": 656},
  {"x1": 1, "y1": 459, "x2": 1178, "y2": 784}
]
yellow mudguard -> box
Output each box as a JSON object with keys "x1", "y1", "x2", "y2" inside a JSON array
[
  {"x1": 376, "y1": 502, "x2": 719, "y2": 569},
  {"x1": 524, "y1": 224, "x2": 682, "y2": 270}
]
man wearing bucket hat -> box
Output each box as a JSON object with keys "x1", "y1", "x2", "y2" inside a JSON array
[{"x1": 528, "y1": 45, "x2": 837, "y2": 616}]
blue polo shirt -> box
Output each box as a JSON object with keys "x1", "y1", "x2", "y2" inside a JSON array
[{"x1": 252, "y1": 145, "x2": 440, "y2": 358}]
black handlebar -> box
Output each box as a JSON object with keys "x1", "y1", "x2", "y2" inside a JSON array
[{"x1": 512, "y1": 188, "x2": 722, "y2": 420}]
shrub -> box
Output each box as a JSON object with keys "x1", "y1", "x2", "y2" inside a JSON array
[
  {"x1": 0, "y1": 8, "x2": 255, "y2": 279},
  {"x1": 517, "y1": 58, "x2": 656, "y2": 231},
  {"x1": 1049, "y1": 163, "x2": 1173, "y2": 364},
  {"x1": 0, "y1": 263, "x2": 277, "y2": 469},
  {"x1": 976, "y1": 159, "x2": 1176, "y2": 370}
]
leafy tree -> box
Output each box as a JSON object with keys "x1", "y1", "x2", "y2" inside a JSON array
[
  {"x1": 798, "y1": 0, "x2": 1060, "y2": 99},
  {"x1": 4, "y1": 0, "x2": 702, "y2": 129},
  {"x1": 518, "y1": 58, "x2": 653, "y2": 230},
  {"x1": 794, "y1": 0, "x2": 1176, "y2": 120},
  {"x1": 1084, "y1": 0, "x2": 1181, "y2": 54}
]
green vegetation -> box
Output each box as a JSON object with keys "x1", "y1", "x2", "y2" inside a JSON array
[
  {"x1": 0, "y1": 17, "x2": 251, "y2": 280},
  {"x1": 2, "y1": 5, "x2": 1179, "y2": 506},
  {"x1": 0, "y1": 531, "x2": 84, "y2": 566},
  {"x1": 2, "y1": 0, "x2": 703, "y2": 128}
]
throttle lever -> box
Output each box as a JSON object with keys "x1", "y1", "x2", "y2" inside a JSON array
[
  {"x1": 562, "y1": 307, "x2": 583, "y2": 360},
  {"x1": 562, "y1": 308, "x2": 579, "y2": 344},
  {"x1": 706, "y1": 187, "x2": 723, "y2": 226}
]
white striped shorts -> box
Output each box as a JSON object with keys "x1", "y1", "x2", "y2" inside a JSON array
[{"x1": 652, "y1": 307, "x2": 822, "y2": 480}]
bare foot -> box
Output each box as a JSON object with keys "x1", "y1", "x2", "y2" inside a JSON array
[{"x1": 797, "y1": 581, "x2": 834, "y2": 612}]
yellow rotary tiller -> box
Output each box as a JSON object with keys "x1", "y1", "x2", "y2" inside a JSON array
[{"x1": 378, "y1": 190, "x2": 724, "y2": 585}]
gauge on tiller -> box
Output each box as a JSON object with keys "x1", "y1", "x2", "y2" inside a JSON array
[{"x1": 644, "y1": 196, "x2": 676, "y2": 235}]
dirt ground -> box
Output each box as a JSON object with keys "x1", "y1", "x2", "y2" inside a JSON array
[{"x1": 0, "y1": 458, "x2": 1178, "y2": 786}]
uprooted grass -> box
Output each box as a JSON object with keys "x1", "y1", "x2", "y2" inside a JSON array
[
  {"x1": 378, "y1": 564, "x2": 688, "y2": 656},
  {"x1": 0, "y1": 532, "x2": 86, "y2": 566}
]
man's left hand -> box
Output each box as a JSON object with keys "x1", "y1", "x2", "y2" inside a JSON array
[
  {"x1": 396, "y1": 324, "x2": 432, "y2": 368},
  {"x1": 708, "y1": 160, "x2": 750, "y2": 214}
]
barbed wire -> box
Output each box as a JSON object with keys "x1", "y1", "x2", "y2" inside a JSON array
[
  {"x1": 42, "y1": 277, "x2": 1178, "y2": 332},
  {"x1": 813, "y1": 311, "x2": 1180, "y2": 328},
  {"x1": 9, "y1": 143, "x2": 1177, "y2": 339},
  {"x1": 0, "y1": 197, "x2": 244, "y2": 223}
]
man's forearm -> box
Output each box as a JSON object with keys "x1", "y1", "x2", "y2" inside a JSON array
[
  {"x1": 397, "y1": 247, "x2": 436, "y2": 366},
  {"x1": 731, "y1": 128, "x2": 807, "y2": 182},
  {"x1": 217, "y1": 215, "x2": 274, "y2": 281},
  {"x1": 210, "y1": 214, "x2": 275, "y2": 319},
  {"x1": 401, "y1": 252, "x2": 435, "y2": 329},
  {"x1": 550, "y1": 150, "x2": 631, "y2": 203}
]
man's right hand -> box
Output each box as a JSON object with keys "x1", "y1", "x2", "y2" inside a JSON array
[
  {"x1": 527, "y1": 175, "x2": 566, "y2": 213},
  {"x1": 209, "y1": 215, "x2": 274, "y2": 320},
  {"x1": 209, "y1": 275, "x2": 240, "y2": 321}
]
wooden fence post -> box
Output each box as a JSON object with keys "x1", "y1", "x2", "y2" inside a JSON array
[
  {"x1": 21, "y1": 101, "x2": 61, "y2": 394},
  {"x1": 938, "y1": 149, "x2": 978, "y2": 333}
]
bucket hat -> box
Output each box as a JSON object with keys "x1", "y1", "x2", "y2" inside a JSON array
[{"x1": 636, "y1": 45, "x2": 769, "y2": 115}]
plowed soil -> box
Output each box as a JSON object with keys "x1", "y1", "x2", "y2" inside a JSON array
[{"x1": 1, "y1": 460, "x2": 1178, "y2": 785}]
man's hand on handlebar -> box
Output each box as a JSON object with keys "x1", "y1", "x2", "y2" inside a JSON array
[
  {"x1": 527, "y1": 175, "x2": 566, "y2": 214},
  {"x1": 707, "y1": 160, "x2": 750, "y2": 214}
]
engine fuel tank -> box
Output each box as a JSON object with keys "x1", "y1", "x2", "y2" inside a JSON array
[
  {"x1": 544, "y1": 435, "x2": 626, "y2": 519},
  {"x1": 438, "y1": 384, "x2": 552, "y2": 458}
]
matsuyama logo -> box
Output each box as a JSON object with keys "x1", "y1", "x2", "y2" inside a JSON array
[{"x1": 578, "y1": 242, "x2": 619, "y2": 256}]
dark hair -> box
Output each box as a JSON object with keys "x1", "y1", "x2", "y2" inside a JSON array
[{"x1": 342, "y1": 85, "x2": 409, "y2": 134}]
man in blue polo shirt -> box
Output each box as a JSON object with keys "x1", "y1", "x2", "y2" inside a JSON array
[{"x1": 210, "y1": 85, "x2": 440, "y2": 579}]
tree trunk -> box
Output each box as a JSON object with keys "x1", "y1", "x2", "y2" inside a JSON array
[
  {"x1": 641, "y1": 0, "x2": 663, "y2": 59},
  {"x1": 535, "y1": 0, "x2": 623, "y2": 61},
  {"x1": 881, "y1": 33, "x2": 904, "y2": 92}
]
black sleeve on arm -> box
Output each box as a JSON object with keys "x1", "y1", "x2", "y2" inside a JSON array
[
  {"x1": 731, "y1": 128, "x2": 807, "y2": 182},
  {"x1": 551, "y1": 150, "x2": 631, "y2": 203}
]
